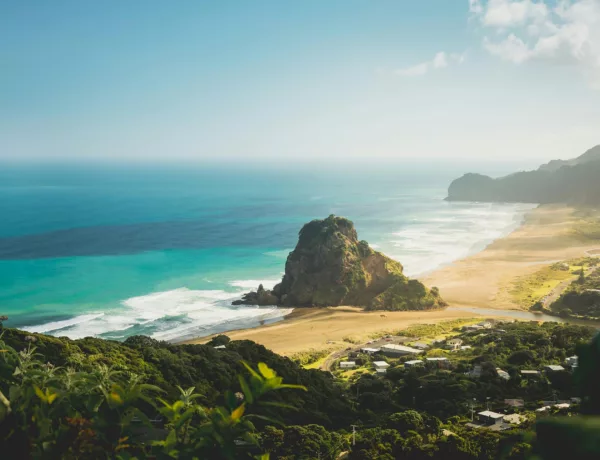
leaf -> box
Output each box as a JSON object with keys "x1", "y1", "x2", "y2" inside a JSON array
[
  {"x1": 238, "y1": 375, "x2": 254, "y2": 404},
  {"x1": 241, "y1": 361, "x2": 263, "y2": 381},
  {"x1": 230, "y1": 403, "x2": 246, "y2": 421},
  {"x1": 46, "y1": 391, "x2": 58, "y2": 405},
  {"x1": 34, "y1": 386, "x2": 46, "y2": 402},
  {"x1": 110, "y1": 391, "x2": 123, "y2": 405},
  {"x1": 258, "y1": 362, "x2": 276, "y2": 379},
  {"x1": 277, "y1": 383, "x2": 307, "y2": 391}
]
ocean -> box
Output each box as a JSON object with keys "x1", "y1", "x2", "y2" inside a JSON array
[{"x1": 0, "y1": 162, "x2": 535, "y2": 342}]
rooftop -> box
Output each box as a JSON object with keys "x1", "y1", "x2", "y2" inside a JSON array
[
  {"x1": 340, "y1": 361, "x2": 355, "y2": 366},
  {"x1": 478, "y1": 411, "x2": 504, "y2": 419},
  {"x1": 404, "y1": 360, "x2": 424, "y2": 365},
  {"x1": 426, "y1": 357, "x2": 448, "y2": 361},
  {"x1": 360, "y1": 347, "x2": 381, "y2": 353},
  {"x1": 373, "y1": 361, "x2": 390, "y2": 368},
  {"x1": 545, "y1": 365, "x2": 565, "y2": 371},
  {"x1": 381, "y1": 344, "x2": 423, "y2": 354}
]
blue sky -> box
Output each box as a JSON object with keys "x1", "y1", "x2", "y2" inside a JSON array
[{"x1": 1, "y1": 0, "x2": 599, "y2": 163}]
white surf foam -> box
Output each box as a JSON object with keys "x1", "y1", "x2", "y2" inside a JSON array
[
  {"x1": 24, "y1": 313, "x2": 106, "y2": 334},
  {"x1": 25, "y1": 286, "x2": 293, "y2": 341},
  {"x1": 381, "y1": 202, "x2": 536, "y2": 277},
  {"x1": 228, "y1": 279, "x2": 280, "y2": 290}
]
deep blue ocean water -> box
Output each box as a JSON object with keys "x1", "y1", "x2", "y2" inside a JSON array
[{"x1": 0, "y1": 162, "x2": 535, "y2": 341}]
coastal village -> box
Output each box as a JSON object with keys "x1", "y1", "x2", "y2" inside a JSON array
[{"x1": 327, "y1": 319, "x2": 581, "y2": 432}]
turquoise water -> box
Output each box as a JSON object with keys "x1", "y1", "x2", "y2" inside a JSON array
[{"x1": 0, "y1": 163, "x2": 535, "y2": 341}]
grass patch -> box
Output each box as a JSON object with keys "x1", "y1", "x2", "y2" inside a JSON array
[
  {"x1": 342, "y1": 335, "x2": 361, "y2": 344},
  {"x1": 399, "y1": 318, "x2": 480, "y2": 339},
  {"x1": 290, "y1": 348, "x2": 333, "y2": 368},
  {"x1": 510, "y1": 257, "x2": 599, "y2": 308}
]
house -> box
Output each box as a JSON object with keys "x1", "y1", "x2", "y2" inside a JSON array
[
  {"x1": 340, "y1": 361, "x2": 356, "y2": 369},
  {"x1": 404, "y1": 360, "x2": 424, "y2": 368},
  {"x1": 380, "y1": 344, "x2": 423, "y2": 357},
  {"x1": 565, "y1": 356, "x2": 578, "y2": 368},
  {"x1": 373, "y1": 361, "x2": 390, "y2": 374},
  {"x1": 504, "y1": 399, "x2": 524, "y2": 408},
  {"x1": 214, "y1": 345, "x2": 226, "y2": 350},
  {"x1": 477, "y1": 411, "x2": 505, "y2": 426},
  {"x1": 360, "y1": 347, "x2": 381, "y2": 355},
  {"x1": 425, "y1": 357, "x2": 450, "y2": 369},
  {"x1": 446, "y1": 338, "x2": 463, "y2": 350},
  {"x1": 373, "y1": 361, "x2": 390, "y2": 369},
  {"x1": 460, "y1": 345, "x2": 472, "y2": 351},
  {"x1": 521, "y1": 370, "x2": 541, "y2": 377},
  {"x1": 412, "y1": 342, "x2": 430, "y2": 350},
  {"x1": 496, "y1": 368, "x2": 510, "y2": 380},
  {"x1": 544, "y1": 365, "x2": 565, "y2": 372}
]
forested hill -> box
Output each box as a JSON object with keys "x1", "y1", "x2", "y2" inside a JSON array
[{"x1": 446, "y1": 145, "x2": 600, "y2": 205}]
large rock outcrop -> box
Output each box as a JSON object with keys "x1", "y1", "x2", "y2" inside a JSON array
[
  {"x1": 233, "y1": 215, "x2": 445, "y2": 311},
  {"x1": 446, "y1": 145, "x2": 600, "y2": 205}
]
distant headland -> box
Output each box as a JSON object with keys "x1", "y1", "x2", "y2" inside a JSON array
[{"x1": 446, "y1": 145, "x2": 600, "y2": 205}]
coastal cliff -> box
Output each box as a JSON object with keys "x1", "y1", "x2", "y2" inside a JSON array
[
  {"x1": 234, "y1": 215, "x2": 445, "y2": 310},
  {"x1": 447, "y1": 145, "x2": 600, "y2": 205}
]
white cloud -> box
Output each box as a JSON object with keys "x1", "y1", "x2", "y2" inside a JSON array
[
  {"x1": 482, "y1": 0, "x2": 549, "y2": 27},
  {"x1": 471, "y1": 0, "x2": 600, "y2": 88},
  {"x1": 395, "y1": 51, "x2": 465, "y2": 77}
]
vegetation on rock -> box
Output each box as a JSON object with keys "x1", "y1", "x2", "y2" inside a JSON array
[{"x1": 236, "y1": 215, "x2": 445, "y2": 311}]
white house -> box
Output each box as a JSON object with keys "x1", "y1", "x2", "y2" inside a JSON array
[
  {"x1": 340, "y1": 361, "x2": 356, "y2": 369},
  {"x1": 373, "y1": 361, "x2": 390, "y2": 369},
  {"x1": 214, "y1": 345, "x2": 226, "y2": 350},
  {"x1": 404, "y1": 360, "x2": 424, "y2": 368},
  {"x1": 477, "y1": 411, "x2": 504, "y2": 426},
  {"x1": 544, "y1": 365, "x2": 565, "y2": 372},
  {"x1": 412, "y1": 342, "x2": 429, "y2": 350}
]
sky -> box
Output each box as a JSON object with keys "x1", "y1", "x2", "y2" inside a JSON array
[{"x1": 1, "y1": 0, "x2": 599, "y2": 163}]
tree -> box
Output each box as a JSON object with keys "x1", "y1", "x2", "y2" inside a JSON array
[
  {"x1": 208, "y1": 335, "x2": 232, "y2": 347},
  {"x1": 387, "y1": 410, "x2": 424, "y2": 433}
]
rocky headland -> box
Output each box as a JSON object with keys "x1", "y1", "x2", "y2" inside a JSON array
[
  {"x1": 446, "y1": 145, "x2": 600, "y2": 205},
  {"x1": 233, "y1": 215, "x2": 445, "y2": 311}
]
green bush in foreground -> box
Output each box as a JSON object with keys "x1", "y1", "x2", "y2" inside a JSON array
[{"x1": 0, "y1": 334, "x2": 305, "y2": 459}]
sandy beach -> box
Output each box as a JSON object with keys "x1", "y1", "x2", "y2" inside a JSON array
[
  {"x1": 186, "y1": 205, "x2": 600, "y2": 355},
  {"x1": 423, "y1": 205, "x2": 600, "y2": 310}
]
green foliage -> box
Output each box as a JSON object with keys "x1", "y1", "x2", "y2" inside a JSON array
[
  {"x1": 0, "y1": 333, "x2": 306, "y2": 459},
  {"x1": 549, "y1": 266, "x2": 600, "y2": 319}
]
